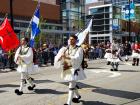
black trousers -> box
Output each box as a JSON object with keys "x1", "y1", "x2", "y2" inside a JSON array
[{"x1": 132, "y1": 58, "x2": 139, "y2": 66}]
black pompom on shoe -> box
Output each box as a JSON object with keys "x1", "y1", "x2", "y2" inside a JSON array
[
  {"x1": 28, "y1": 84, "x2": 36, "y2": 90},
  {"x1": 107, "y1": 62, "x2": 110, "y2": 65},
  {"x1": 72, "y1": 98, "x2": 80, "y2": 103},
  {"x1": 78, "y1": 95, "x2": 81, "y2": 99},
  {"x1": 125, "y1": 58, "x2": 129, "y2": 62},
  {"x1": 72, "y1": 96, "x2": 81, "y2": 103},
  {"x1": 15, "y1": 89, "x2": 23, "y2": 95}
]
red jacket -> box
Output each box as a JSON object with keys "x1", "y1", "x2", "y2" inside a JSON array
[{"x1": 134, "y1": 43, "x2": 140, "y2": 50}]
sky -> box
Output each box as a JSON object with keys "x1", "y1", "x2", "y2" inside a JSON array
[{"x1": 86, "y1": 0, "x2": 98, "y2": 4}]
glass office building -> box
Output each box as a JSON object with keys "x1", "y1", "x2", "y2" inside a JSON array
[
  {"x1": 87, "y1": 0, "x2": 140, "y2": 44},
  {"x1": 89, "y1": 5, "x2": 110, "y2": 35},
  {"x1": 60, "y1": 0, "x2": 85, "y2": 32},
  {"x1": 109, "y1": 0, "x2": 140, "y2": 42},
  {"x1": 88, "y1": 4, "x2": 115, "y2": 44},
  {"x1": 104, "y1": 0, "x2": 140, "y2": 5}
]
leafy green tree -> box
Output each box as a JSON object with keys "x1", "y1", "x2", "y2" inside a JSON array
[{"x1": 135, "y1": 6, "x2": 140, "y2": 23}]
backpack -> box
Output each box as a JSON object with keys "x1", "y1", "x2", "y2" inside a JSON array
[{"x1": 81, "y1": 50, "x2": 88, "y2": 70}]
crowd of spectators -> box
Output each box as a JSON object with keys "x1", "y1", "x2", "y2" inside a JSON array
[
  {"x1": 87, "y1": 41, "x2": 132, "y2": 61},
  {"x1": 0, "y1": 40, "x2": 137, "y2": 71}
]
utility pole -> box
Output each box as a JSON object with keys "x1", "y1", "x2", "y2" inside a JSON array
[
  {"x1": 9, "y1": 0, "x2": 15, "y2": 70},
  {"x1": 128, "y1": 0, "x2": 131, "y2": 42},
  {"x1": 10, "y1": 0, "x2": 14, "y2": 28}
]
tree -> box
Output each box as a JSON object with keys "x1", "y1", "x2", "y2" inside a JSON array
[{"x1": 135, "y1": 6, "x2": 140, "y2": 23}]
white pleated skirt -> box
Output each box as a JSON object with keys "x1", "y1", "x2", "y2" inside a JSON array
[
  {"x1": 61, "y1": 68, "x2": 86, "y2": 81},
  {"x1": 132, "y1": 52, "x2": 140, "y2": 58}
]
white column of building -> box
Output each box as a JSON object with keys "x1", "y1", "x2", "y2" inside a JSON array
[{"x1": 110, "y1": 5, "x2": 113, "y2": 43}]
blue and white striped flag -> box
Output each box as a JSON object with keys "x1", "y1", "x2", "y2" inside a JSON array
[{"x1": 30, "y1": 3, "x2": 40, "y2": 48}]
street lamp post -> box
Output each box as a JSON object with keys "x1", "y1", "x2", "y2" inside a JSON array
[
  {"x1": 10, "y1": 0, "x2": 14, "y2": 28},
  {"x1": 128, "y1": 0, "x2": 131, "y2": 42},
  {"x1": 9, "y1": 0, "x2": 14, "y2": 70}
]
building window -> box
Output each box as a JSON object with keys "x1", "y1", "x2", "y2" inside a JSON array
[
  {"x1": 105, "y1": 7, "x2": 109, "y2": 12},
  {"x1": 105, "y1": 13, "x2": 109, "y2": 18}
]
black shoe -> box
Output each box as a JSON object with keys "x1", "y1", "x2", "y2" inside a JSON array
[
  {"x1": 72, "y1": 98, "x2": 80, "y2": 103},
  {"x1": 28, "y1": 84, "x2": 36, "y2": 90},
  {"x1": 15, "y1": 89, "x2": 23, "y2": 95},
  {"x1": 132, "y1": 63, "x2": 135, "y2": 66},
  {"x1": 72, "y1": 96, "x2": 81, "y2": 103},
  {"x1": 76, "y1": 85, "x2": 80, "y2": 89},
  {"x1": 24, "y1": 80, "x2": 27, "y2": 84},
  {"x1": 114, "y1": 69, "x2": 118, "y2": 71},
  {"x1": 110, "y1": 69, "x2": 114, "y2": 71},
  {"x1": 125, "y1": 58, "x2": 129, "y2": 62},
  {"x1": 107, "y1": 62, "x2": 110, "y2": 65},
  {"x1": 64, "y1": 104, "x2": 68, "y2": 105},
  {"x1": 30, "y1": 77, "x2": 34, "y2": 81}
]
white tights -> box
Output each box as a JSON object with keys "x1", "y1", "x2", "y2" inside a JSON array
[
  {"x1": 67, "y1": 81, "x2": 80, "y2": 105},
  {"x1": 19, "y1": 72, "x2": 34, "y2": 91}
]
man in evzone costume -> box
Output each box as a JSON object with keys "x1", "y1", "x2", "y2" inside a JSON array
[
  {"x1": 14, "y1": 38, "x2": 36, "y2": 95},
  {"x1": 109, "y1": 38, "x2": 121, "y2": 71},
  {"x1": 104, "y1": 41, "x2": 112, "y2": 65},
  {"x1": 54, "y1": 35, "x2": 86, "y2": 105}
]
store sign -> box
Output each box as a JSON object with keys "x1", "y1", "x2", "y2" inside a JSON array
[
  {"x1": 124, "y1": 1, "x2": 135, "y2": 20},
  {"x1": 112, "y1": 19, "x2": 119, "y2": 30}
]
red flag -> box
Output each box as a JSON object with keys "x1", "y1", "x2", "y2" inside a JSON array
[{"x1": 0, "y1": 18, "x2": 19, "y2": 52}]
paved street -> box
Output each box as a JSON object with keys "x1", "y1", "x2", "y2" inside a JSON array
[{"x1": 0, "y1": 58, "x2": 140, "y2": 105}]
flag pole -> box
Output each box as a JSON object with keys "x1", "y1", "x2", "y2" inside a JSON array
[{"x1": 10, "y1": 0, "x2": 14, "y2": 28}]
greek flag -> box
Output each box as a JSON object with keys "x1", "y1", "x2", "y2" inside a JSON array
[
  {"x1": 30, "y1": 4, "x2": 40, "y2": 48},
  {"x1": 76, "y1": 18, "x2": 92, "y2": 46}
]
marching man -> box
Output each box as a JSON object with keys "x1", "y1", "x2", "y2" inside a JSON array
[
  {"x1": 104, "y1": 48, "x2": 112, "y2": 65},
  {"x1": 54, "y1": 35, "x2": 86, "y2": 105},
  {"x1": 14, "y1": 38, "x2": 36, "y2": 95},
  {"x1": 104, "y1": 41, "x2": 112, "y2": 65},
  {"x1": 109, "y1": 38, "x2": 121, "y2": 71},
  {"x1": 132, "y1": 41, "x2": 140, "y2": 66}
]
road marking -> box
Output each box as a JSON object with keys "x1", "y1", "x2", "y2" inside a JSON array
[
  {"x1": 122, "y1": 62, "x2": 132, "y2": 65},
  {"x1": 87, "y1": 69, "x2": 121, "y2": 78}
]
